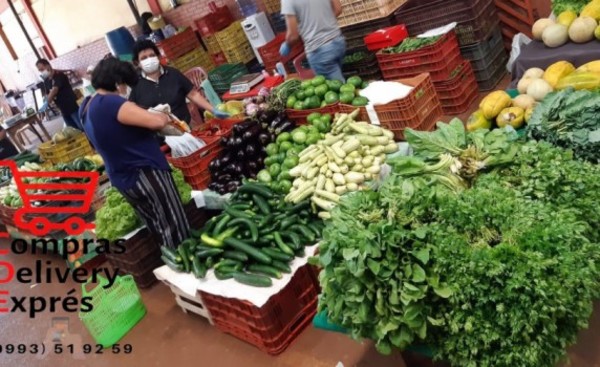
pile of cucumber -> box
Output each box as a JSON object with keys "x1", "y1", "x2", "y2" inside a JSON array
[{"x1": 161, "y1": 182, "x2": 323, "y2": 287}]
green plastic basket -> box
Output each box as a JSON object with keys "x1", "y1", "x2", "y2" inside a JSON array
[
  {"x1": 79, "y1": 275, "x2": 146, "y2": 347},
  {"x1": 208, "y1": 63, "x2": 248, "y2": 93}
]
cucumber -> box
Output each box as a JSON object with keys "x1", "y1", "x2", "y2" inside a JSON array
[
  {"x1": 261, "y1": 247, "x2": 294, "y2": 261},
  {"x1": 215, "y1": 259, "x2": 243, "y2": 269},
  {"x1": 307, "y1": 222, "x2": 322, "y2": 237},
  {"x1": 192, "y1": 257, "x2": 207, "y2": 279},
  {"x1": 281, "y1": 231, "x2": 302, "y2": 250},
  {"x1": 203, "y1": 215, "x2": 219, "y2": 234},
  {"x1": 252, "y1": 194, "x2": 271, "y2": 215},
  {"x1": 270, "y1": 260, "x2": 292, "y2": 273},
  {"x1": 214, "y1": 269, "x2": 235, "y2": 280},
  {"x1": 258, "y1": 214, "x2": 274, "y2": 229},
  {"x1": 230, "y1": 203, "x2": 251, "y2": 210},
  {"x1": 273, "y1": 232, "x2": 295, "y2": 256},
  {"x1": 177, "y1": 244, "x2": 191, "y2": 272},
  {"x1": 233, "y1": 272, "x2": 273, "y2": 287},
  {"x1": 223, "y1": 238, "x2": 272, "y2": 265},
  {"x1": 223, "y1": 250, "x2": 249, "y2": 262},
  {"x1": 190, "y1": 229, "x2": 202, "y2": 239},
  {"x1": 288, "y1": 201, "x2": 310, "y2": 214},
  {"x1": 225, "y1": 206, "x2": 252, "y2": 219},
  {"x1": 161, "y1": 256, "x2": 184, "y2": 272},
  {"x1": 248, "y1": 264, "x2": 282, "y2": 279},
  {"x1": 212, "y1": 214, "x2": 232, "y2": 236},
  {"x1": 228, "y1": 218, "x2": 258, "y2": 242},
  {"x1": 196, "y1": 248, "x2": 224, "y2": 259},
  {"x1": 291, "y1": 224, "x2": 316, "y2": 243},
  {"x1": 238, "y1": 183, "x2": 273, "y2": 199},
  {"x1": 161, "y1": 246, "x2": 181, "y2": 263},
  {"x1": 279, "y1": 216, "x2": 298, "y2": 231}
]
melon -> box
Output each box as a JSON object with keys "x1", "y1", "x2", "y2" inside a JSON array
[
  {"x1": 569, "y1": 17, "x2": 597, "y2": 43},
  {"x1": 523, "y1": 67, "x2": 545, "y2": 79},
  {"x1": 512, "y1": 94, "x2": 536, "y2": 110},
  {"x1": 517, "y1": 77, "x2": 534, "y2": 94},
  {"x1": 532, "y1": 18, "x2": 555, "y2": 40},
  {"x1": 542, "y1": 24, "x2": 569, "y2": 47}
]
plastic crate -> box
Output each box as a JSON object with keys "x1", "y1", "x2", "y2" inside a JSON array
[
  {"x1": 373, "y1": 73, "x2": 443, "y2": 140},
  {"x1": 105, "y1": 228, "x2": 160, "y2": 274},
  {"x1": 158, "y1": 28, "x2": 201, "y2": 61},
  {"x1": 459, "y1": 25, "x2": 503, "y2": 61},
  {"x1": 259, "y1": 33, "x2": 304, "y2": 72},
  {"x1": 471, "y1": 41, "x2": 507, "y2": 81},
  {"x1": 433, "y1": 60, "x2": 476, "y2": 100},
  {"x1": 223, "y1": 42, "x2": 255, "y2": 64},
  {"x1": 394, "y1": 102, "x2": 442, "y2": 141},
  {"x1": 268, "y1": 12, "x2": 286, "y2": 33},
  {"x1": 394, "y1": 0, "x2": 498, "y2": 46},
  {"x1": 161, "y1": 278, "x2": 213, "y2": 323},
  {"x1": 200, "y1": 264, "x2": 319, "y2": 355},
  {"x1": 203, "y1": 34, "x2": 222, "y2": 54},
  {"x1": 476, "y1": 51, "x2": 508, "y2": 91},
  {"x1": 378, "y1": 34, "x2": 464, "y2": 82},
  {"x1": 343, "y1": 52, "x2": 382, "y2": 81},
  {"x1": 338, "y1": 0, "x2": 408, "y2": 27},
  {"x1": 262, "y1": 0, "x2": 281, "y2": 13},
  {"x1": 441, "y1": 87, "x2": 478, "y2": 115},
  {"x1": 194, "y1": 5, "x2": 234, "y2": 37},
  {"x1": 169, "y1": 48, "x2": 215, "y2": 73},
  {"x1": 208, "y1": 63, "x2": 249, "y2": 93},
  {"x1": 215, "y1": 22, "x2": 250, "y2": 54},
  {"x1": 38, "y1": 133, "x2": 95, "y2": 164},
  {"x1": 285, "y1": 104, "x2": 340, "y2": 125},
  {"x1": 341, "y1": 15, "x2": 394, "y2": 50},
  {"x1": 364, "y1": 25, "x2": 409, "y2": 51},
  {"x1": 211, "y1": 52, "x2": 228, "y2": 67}
]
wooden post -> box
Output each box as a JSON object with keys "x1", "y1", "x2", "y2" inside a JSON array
[
  {"x1": 20, "y1": 0, "x2": 56, "y2": 59},
  {"x1": 0, "y1": 22, "x2": 18, "y2": 60}
]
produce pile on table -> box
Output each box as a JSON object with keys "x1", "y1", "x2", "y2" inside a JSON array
[
  {"x1": 284, "y1": 110, "x2": 398, "y2": 218},
  {"x1": 533, "y1": 3, "x2": 600, "y2": 47},
  {"x1": 381, "y1": 35, "x2": 441, "y2": 54},
  {"x1": 258, "y1": 112, "x2": 332, "y2": 193},
  {"x1": 286, "y1": 75, "x2": 369, "y2": 109},
  {"x1": 161, "y1": 182, "x2": 322, "y2": 287},
  {"x1": 95, "y1": 167, "x2": 192, "y2": 241},
  {"x1": 317, "y1": 119, "x2": 600, "y2": 367}
]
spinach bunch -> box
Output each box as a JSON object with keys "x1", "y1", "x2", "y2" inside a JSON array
[
  {"x1": 551, "y1": 0, "x2": 589, "y2": 14},
  {"x1": 527, "y1": 88, "x2": 600, "y2": 163}
]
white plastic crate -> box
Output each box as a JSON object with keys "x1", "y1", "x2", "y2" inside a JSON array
[{"x1": 161, "y1": 280, "x2": 213, "y2": 324}]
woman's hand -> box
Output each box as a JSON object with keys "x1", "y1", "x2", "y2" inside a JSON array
[{"x1": 118, "y1": 101, "x2": 170, "y2": 130}]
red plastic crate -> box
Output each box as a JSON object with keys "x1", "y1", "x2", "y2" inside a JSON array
[
  {"x1": 434, "y1": 60, "x2": 479, "y2": 114},
  {"x1": 364, "y1": 24, "x2": 408, "y2": 51},
  {"x1": 194, "y1": 5, "x2": 234, "y2": 37},
  {"x1": 393, "y1": 102, "x2": 442, "y2": 141},
  {"x1": 158, "y1": 28, "x2": 201, "y2": 61},
  {"x1": 373, "y1": 73, "x2": 443, "y2": 140},
  {"x1": 211, "y1": 52, "x2": 228, "y2": 66},
  {"x1": 200, "y1": 264, "x2": 319, "y2": 355},
  {"x1": 285, "y1": 104, "x2": 340, "y2": 125},
  {"x1": 258, "y1": 33, "x2": 304, "y2": 72},
  {"x1": 440, "y1": 87, "x2": 478, "y2": 115}
]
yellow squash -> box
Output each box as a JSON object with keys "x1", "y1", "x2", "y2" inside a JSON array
[
  {"x1": 479, "y1": 90, "x2": 512, "y2": 120},
  {"x1": 524, "y1": 107, "x2": 534, "y2": 123},
  {"x1": 557, "y1": 11, "x2": 577, "y2": 27},
  {"x1": 576, "y1": 60, "x2": 600, "y2": 73},
  {"x1": 582, "y1": 0, "x2": 600, "y2": 21},
  {"x1": 556, "y1": 72, "x2": 600, "y2": 90},
  {"x1": 496, "y1": 107, "x2": 525, "y2": 129},
  {"x1": 543, "y1": 61, "x2": 575, "y2": 88},
  {"x1": 466, "y1": 110, "x2": 492, "y2": 132}
]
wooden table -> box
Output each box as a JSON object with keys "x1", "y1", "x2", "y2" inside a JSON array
[{"x1": 5, "y1": 114, "x2": 51, "y2": 152}]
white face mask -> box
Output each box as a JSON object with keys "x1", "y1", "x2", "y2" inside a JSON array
[
  {"x1": 117, "y1": 84, "x2": 131, "y2": 99},
  {"x1": 140, "y1": 57, "x2": 160, "y2": 74},
  {"x1": 40, "y1": 70, "x2": 50, "y2": 80}
]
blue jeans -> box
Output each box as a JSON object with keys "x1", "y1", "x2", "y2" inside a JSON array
[
  {"x1": 307, "y1": 36, "x2": 346, "y2": 82},
  {"x1": 63, "y1": 110, "x2": 83, "y2": 130}
]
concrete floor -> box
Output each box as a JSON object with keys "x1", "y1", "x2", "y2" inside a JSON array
[{"x1": 2, "y1": 79, "x2": 599, "y2": 367}]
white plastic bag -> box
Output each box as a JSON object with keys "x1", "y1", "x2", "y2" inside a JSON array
[
  {"x1": 507, "y1": 32, "x2": 532, "y2": 72},
  {"x1": 165, "y1": 133, "x2": 207, "y2": 158}
]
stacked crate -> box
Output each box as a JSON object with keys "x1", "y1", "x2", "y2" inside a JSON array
[
  {"x1": 157, "y1": 28, "x2": 201, "y2": 64},
  {"x1": 494, "y1": 0, "x2": 537, "y2": 50},
  {"x1": 169, "y1": 48, "x2": 215, "y2": 73},
  {"x1": 337, "y1": 0, "x2": 408, "y2": 27},
  {"x1": 215, "y1": 21, "x2": 256, "y2": 65},
  {"x1": 395, "y1": 0, "x2": 507, "y2": 91},
  {"x1": 341, "y1": 15, "x2": 395, "y2": 51},
  {"x1": 195, "y1": 5, "x2": 235, "y2": 67}
]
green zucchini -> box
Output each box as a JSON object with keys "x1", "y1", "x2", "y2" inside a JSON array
[
  {"x1": 270, "y1": 260, "x2": 292, "y2": 273},
  {"x1": 252, "y1": 194, "x2": 271, "y2": 215},
  {"x1": 192, "y1": 257, "x2": 207, "y2": 279},
  {"x1": 190, "y1": 229, "x2": 202, "y2": 239},
  {"x1": 238, "y1": 183, "x2": 273, "y2": 198},
  {"x1": 261, "y1": 247, "x2": 294, "y2": 261},
  {"x1": 233, "y1": 272, "x2": 273, "y2": 287},
  {"x1": 223, "y1": 238, "x2": 272, "y2": 264},
  {"x1": 212, "y1": 214, "x2": 232, "y2": 236},
  {"x1": 161, "y1": 255, "x2": 184, "y2": 272},
  {"x1": 228, "y1": 218, "x2": 258, "y2": 242},
  {"x1": 161, "y1": 246, "x2": 181, "y2": 263},
  {"x1": 248, "y1": 264, "x2": 282, "y2": 279},
  {"x1": 223, "y1": 250, "x2": 249, "y2": 262},
  {"x1": 196, "y1": 248, "x2": 224, "y2": 259},
  {"x1": 273, "y1": 232, "x2": 295, "y2": 256}
]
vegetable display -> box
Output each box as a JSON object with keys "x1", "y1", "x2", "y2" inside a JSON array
[
  {"x1": 161, "y1": 182, "x2": 322, "y2": 287},
  {"x1": 552, "y1": 0, "x2": 590, "y2": 14},
  {"x1": 317, "y1": 121, "x2": 600, "y2": 366},
  {"x1": 258, "y1": 112, "x2": 332, "y2": 193},
  {"x1": 208, "y1": 111, "x2": 296, "y2": 194},
  {"x1": 382, "y1": 35, "x2": 441, "y2": 54},
  {"x1": 527, "y1": 88, "x2": 600, "y2": 163},
  {"x1": 286, "y1": 75, "x2": 369, "y2": 110},
  {"x1": 284, "y1": 109, "x2": 398, "y2": 218},
  {"x1": 534, "y1": 11, "x2": 599, "y2": 47}
]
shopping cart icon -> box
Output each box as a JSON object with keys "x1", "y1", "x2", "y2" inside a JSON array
[{"x1": 0, "y1": 160, "x2": 99, "y2": 236}]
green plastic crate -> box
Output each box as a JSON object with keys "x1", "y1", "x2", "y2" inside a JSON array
[
  {"x1": 79, "y1": 275, "x2": 146, "y2": 348},
  {"x1": 208, "y1": 63, "x2": 248, "y2": 93}
]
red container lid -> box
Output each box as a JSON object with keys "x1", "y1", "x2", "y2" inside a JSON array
[{"x1": 364, "y1": 25, "x2": 409, "y2": 51}]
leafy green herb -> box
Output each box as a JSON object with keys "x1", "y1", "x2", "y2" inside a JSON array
[
  {"x1": 96, "y1": 188, "x2": 141, "y2": 241},
  {"x1": 551, "y1": 0, "x2": 589, "y2": 14}
]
